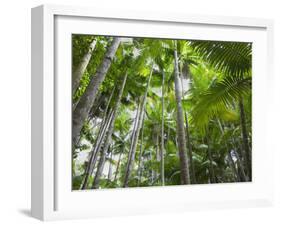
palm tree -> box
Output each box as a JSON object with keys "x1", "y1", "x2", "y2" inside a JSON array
[
  {"x1": 92, "y1": 73, "x2": 128, "y2": 189},
  {"x1": 80, "y1": 87, "x2": 115, "y2": 189},
  {"x1": 173, "y1": 40, "x2": 190, "y2": 184},
  {"x1": 123, "y1": 66, "x2": 153, "y2": 187},
  {"x1": 179, "y1": 57, "x2": 197, "y2": 184},
  {"x1": 72, "y1": 38, "x2": 121, "y2": 148},
  {"x1": 160, "y1": 70, "x2": 165, "y2": 185},
  {"x1": 190, "y1": 41, "x2": 252, "y2": 179},
  {"x1": 72, "y1": 38, "x2": 97, "y2": 94},
  {"x1": 238, "y1": 98, "x2": 251, "y2": 179},
  {"x1": 72, "y1": 36, "x2": 252, "y2": 189}
]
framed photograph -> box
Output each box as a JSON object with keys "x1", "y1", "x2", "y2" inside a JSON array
[{"x1": 31, "y1": 4, "x2": 274, "y2": 221}]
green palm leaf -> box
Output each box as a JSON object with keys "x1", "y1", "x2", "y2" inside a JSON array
[
  {"x1": 191, "y1": 75, "x2": 251, "y2": 130},
  {"x1": 189, "y1": 41, "x2": 252, "y2": 76}
]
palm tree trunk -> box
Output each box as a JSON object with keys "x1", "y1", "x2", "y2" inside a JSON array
[
  {"x1": 114, "y1": 147, "x2": 124, "y2": 182},
  {"x1": 80, "y1": 88, "x2": 115, "y2": 189},
  {"x1": 124, "y1": 98, "x2": 141, "y2": 185},
  {"x1": 72, "y1": 38, "x2": 97, "y2": 94},
  {"x1": 180, "y1": 62, "x2": 196, "y2": 184},
  {"x1": 123, "y1": 66, "x2": 153, "y2": 187},
  {"x1": 128, "y1": 98, "x2": 141, "y2": 158},
  {"x1": 92, "y1": 73, "x2": 128, "y2": 189},
  {"x1": 184, "y1": 113, "x2": 197, "y2": 184},
  {"x1": 72, "y1": 38, "x2": 121, "y2": 148},
  {"x1": 239, "y1": 98, "x2": 251, "y2": 180},
  {"x1": 173, "y1": 41, "x2": 190, "y2": 185},
  {"x1": 137, "y1": 116, "x2": 145, "y2": 186},
  {"x1": 160, "y1": 70, "x2": 165, "y2": 186},
  {"x1": 150, "y1": 150, "x2": 154, "y2": 185},
  {"x1": 107, "y1": 151, "x2": 113, "y2": 180},
  {"x1": 80, "y1": 109, "x2": 113, "y2": 189}
]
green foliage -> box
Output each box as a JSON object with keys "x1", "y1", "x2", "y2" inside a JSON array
[
  {"x1": 191, "y1": 75, "x2": 251, "y2": 131},
  {"x1": 189, "y1": 41, "x2": 252, "y2": 77},
  {"x1": 72, "y1": 35, "x2": 252, "y2": 190}
]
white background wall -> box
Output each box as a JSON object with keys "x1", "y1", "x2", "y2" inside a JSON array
[{"x1": 0, "y1": 0, "x2": 280, "y2": 225}]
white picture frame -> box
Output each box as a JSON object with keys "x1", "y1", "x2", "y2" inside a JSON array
[{"x1": 31, "y1": 4, "x2": 274, "y2": 221}]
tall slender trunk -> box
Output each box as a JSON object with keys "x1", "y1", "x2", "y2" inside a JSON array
[
  {"x1": 137, "y1": 116, "x2": 145, "y2": 186},
  {"x1": 160, "y1": 70, "x2": 165, "y2": 186},
  {"x1": 123, "y1": 66, "x2": 153, "y2": 187},
  {"x1": 239, "y1": 98, "x2": 251, "y2": 180},
  {"x1": 73, "y1": 89, "x2": 103, "y2": 113},
  {"x1": 80, "y1": 109, "x2": 113, "y2": 189},
  {"x1": 126, "y1": 99, "x2": 141, "y2": 184},
  {"x1": 173, "y1": 41, "x2": 190, "y2": 185},
  {"x1": 107, "y1": 151, "x2": 113, "y2": 180},
  {"x1": 128, "y1": 99, "x2": 141, "y2": 159},
  {"x1": 114, "y1": 147, "x2": 124, "y2": 182},
  {"x1": 180, "y1": 62, "x2": 196, "y2": 184},
  {"x1": 80, "y1": 88, "x2": 115, "y2": 189},
  {"x1": 72, "y1": 38, "x2": 97, "y2": 94},
  {"x1": 92, "y1": 73, "x2": 128, "y2": 189},
  {"x1": 150, "y1": 150, "x2": 154, "y2": 185},
  {"x1": 72, "y1": 38, "x2": 121, "y2": 148},
  {"x1": 184, "y1": 113, "x2": 197, "y2": 184}
]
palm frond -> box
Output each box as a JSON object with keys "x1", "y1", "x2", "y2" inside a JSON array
[
  {"x1": 189, "y1": 41, "x2": 252, "y2": 76},
  {"x1": 191, "y1": 75, "x2": 251, "y2": 130}
]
